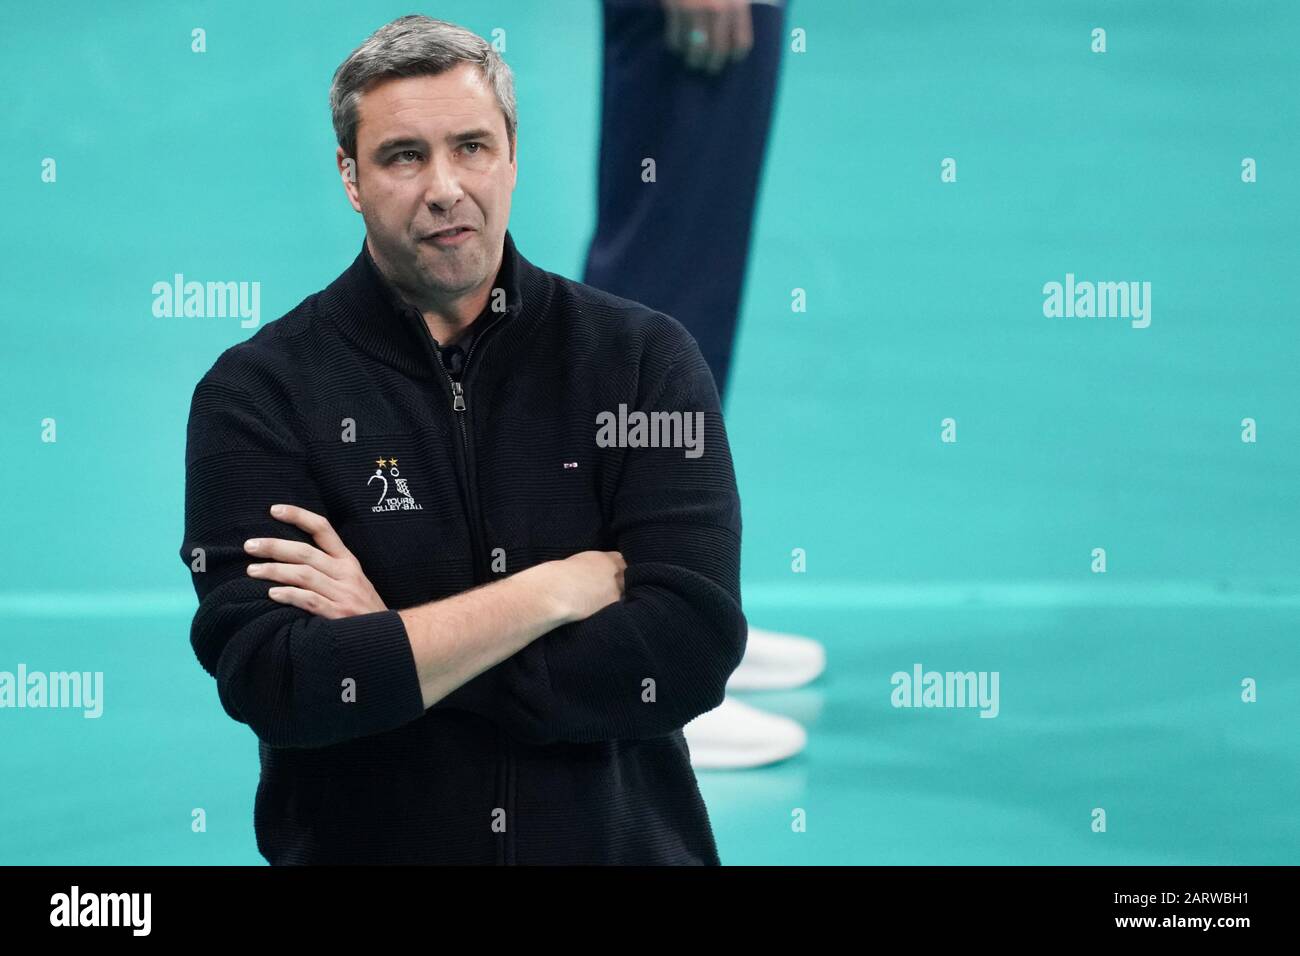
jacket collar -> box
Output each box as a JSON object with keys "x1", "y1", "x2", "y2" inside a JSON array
[{"x1": 322, "y1": 228, "x2": 529, "y2": 381}]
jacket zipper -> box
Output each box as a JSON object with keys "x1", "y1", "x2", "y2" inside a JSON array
[
  {"x1": 449, "y1": 317, "x2": 515, "y2": 866},
  {"x1": 412, "y1": 306, "x2": 515, "y2": 865}
]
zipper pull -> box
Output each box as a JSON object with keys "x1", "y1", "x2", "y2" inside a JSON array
[{"x1": 451, "y1": 380, "x2": 466, "y2": 411}]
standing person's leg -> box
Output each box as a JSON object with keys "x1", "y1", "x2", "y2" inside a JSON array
[
  {"x1": 582, "y1": 0, "x2": 788, "y2": 403},
  {"x1": 583, "y1": 1, "x2": 824, "y2": 773}
]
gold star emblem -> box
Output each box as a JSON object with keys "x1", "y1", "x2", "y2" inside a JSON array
[{"x1": 375, "y1": 458, "x2": 386, "y2": 468}]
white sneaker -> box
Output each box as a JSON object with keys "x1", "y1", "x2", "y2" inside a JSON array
[
  {"x1": 682, "y1": 696, "x2": 807, "y2": 770},
  {"x1": 726, "y1": 626, "x2": 826, "y2": 691}
]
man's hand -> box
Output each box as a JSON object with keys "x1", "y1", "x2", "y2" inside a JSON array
[
  {"x1": 553, "y1": 550, "x2": 627, "y2": 622},
  {"x1": 663, "y1": 0, "x2": 754, "y2": 73},
  {"x1": 244, "y1": 503, "x2": 387, "y2": 619}
]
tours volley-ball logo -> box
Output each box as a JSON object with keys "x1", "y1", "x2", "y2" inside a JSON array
[{"x1": 368, "y1": 457, "x2": 424, "y2": 512}]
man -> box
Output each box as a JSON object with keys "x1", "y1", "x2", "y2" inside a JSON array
[{"x1": 179, "y1": 14, "x2": 746, "y2": 865}]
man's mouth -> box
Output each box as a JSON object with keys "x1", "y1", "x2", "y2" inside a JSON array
[{"x1": 423, "y1": 226, "x2": 475, "y2": 240}]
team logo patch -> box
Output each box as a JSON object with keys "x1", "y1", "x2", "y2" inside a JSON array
[{"x1": 368, "y1": 457, "x2": 424, "y2": 512}]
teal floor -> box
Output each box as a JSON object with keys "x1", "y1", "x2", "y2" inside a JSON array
[{"x1": 3, "y1": 1, "x2": 1298, "y2": 864}]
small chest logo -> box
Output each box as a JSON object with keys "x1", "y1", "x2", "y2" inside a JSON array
[{"x1": 368, "y1": 457, "x2": 424, "y2": 512}]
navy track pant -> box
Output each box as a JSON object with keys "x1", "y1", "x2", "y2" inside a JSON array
[{"x1": 582, "y1": 0, "x2": 789, "y2": 402}]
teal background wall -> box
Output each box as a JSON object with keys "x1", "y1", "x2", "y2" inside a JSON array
[{"x1": 2, "y1": 0, "x2": 1297, "y2": 864}]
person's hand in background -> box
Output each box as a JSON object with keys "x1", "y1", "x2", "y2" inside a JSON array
[{"x1": 662, "y1": 0, "x2": 754, "y2": 73}]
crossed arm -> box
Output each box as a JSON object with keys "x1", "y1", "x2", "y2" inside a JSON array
[{"x1": 241, "y1": 504, "x2": 626, "y2": 711}]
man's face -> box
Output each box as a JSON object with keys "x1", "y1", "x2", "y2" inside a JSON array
[{"x1": 339, "y1": 63, "x2": 517, "y2": 308}]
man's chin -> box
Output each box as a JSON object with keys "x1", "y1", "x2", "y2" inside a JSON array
[
  {"x1": 416, "y1": 242, "x2": 481, "y2": 271},
  {"x1": 414, "y1": 267, "x2": 484, "y2": 299}
]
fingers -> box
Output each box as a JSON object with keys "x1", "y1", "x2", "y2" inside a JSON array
[
  {"x1": 245, "y1": 504, "x2": 351, "y2": 596},
  {"x1": 604, "y1": 551, "x2": 628, "y2": 596},
  {"x1": 707, "y1": 9, "x2": 735, "y2": 73},
  {"x1": 247, "y1": 559, "x2": 343, "y2": 603},
  {"x1": 685, "y1": 9, "x2": 718, "y2": 71},
  {"x1": 244, "y1": 534, "x2": 326, "y2": 569},
  {"x1": 266, "y1": 585, "x2": 344, "y2": 619},
  {"x1": 667, "y1": 0, "x2": 749, "y2": 74},
  {"x1": 247, "y1": 505, "x2": 385, "y2": 618},
  {"x1": 728, "y1": 4, "x2": 753, "y2": 63},
  {"x1": 268, "y1": 503, "x2": 350, "y2": 560},
  {"x1": 244, "y1": 535, "x2": 344, "y2": 597}
]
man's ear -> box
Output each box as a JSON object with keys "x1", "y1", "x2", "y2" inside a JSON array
[{"x1": 337, "y1": 146, "x2": 362, "y2": 213}]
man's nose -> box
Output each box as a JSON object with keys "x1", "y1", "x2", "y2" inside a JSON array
[{"x1": 422, "y1": 150, "x2": 464, "y2": 211}]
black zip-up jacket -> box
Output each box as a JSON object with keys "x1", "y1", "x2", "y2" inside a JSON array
[{"x1": 179, "y1": 229, "x2": 747, "y2": 864}]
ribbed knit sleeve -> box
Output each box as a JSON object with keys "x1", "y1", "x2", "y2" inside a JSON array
[
  {"x1": 438, "y1": 339, "x2": 748, "y2": 746},
  {"x1": 180, "y1": 374, "x2": 426, "y2": 749}
]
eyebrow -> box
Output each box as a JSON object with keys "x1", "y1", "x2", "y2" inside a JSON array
[{"x1": 373, "y1": 129, "x2": 497, "y2": 156}]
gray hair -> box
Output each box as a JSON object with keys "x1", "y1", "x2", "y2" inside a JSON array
[{"x1": 329, "y1": 15, "x2": 517, "y2": 162}]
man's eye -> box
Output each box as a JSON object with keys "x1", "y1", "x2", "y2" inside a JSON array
[
  {"x1": 393, "y1": 150, "x2": 421, "y2": 163},
  {"x1": 462, "y1": 142, "x2": 483, "y2": 154}
]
